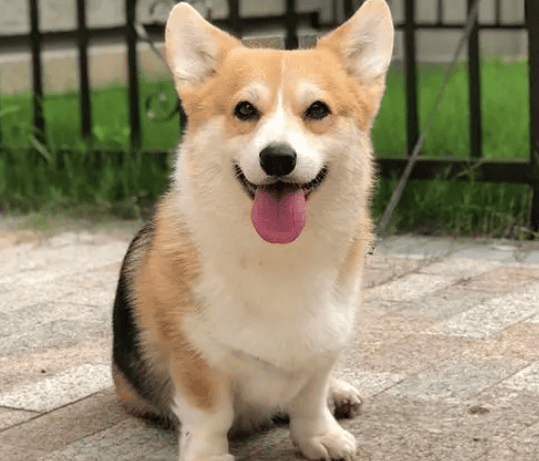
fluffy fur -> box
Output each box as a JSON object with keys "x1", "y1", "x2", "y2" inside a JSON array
[{"x1": 112, "y1": 1, "x2": 393, "y2": 460}]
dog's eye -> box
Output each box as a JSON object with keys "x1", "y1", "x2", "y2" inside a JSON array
[
  {"x1": 234, "y1": 101, "x2": 260, "y2": 121},
  {"x1": 304, "y1": 101, "x2": 331, "y2": 121}
]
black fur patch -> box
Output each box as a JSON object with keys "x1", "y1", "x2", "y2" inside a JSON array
[{"x1": 112, "y1": 222, "x2": 155, "y2": 402}]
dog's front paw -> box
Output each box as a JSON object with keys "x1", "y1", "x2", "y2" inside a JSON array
[
  {"x1": 292, "y1": 426, "x2": 357, "y2": 461},
  {"x1": 328, "y1": 378, "x2": 362, "y2": 419}
]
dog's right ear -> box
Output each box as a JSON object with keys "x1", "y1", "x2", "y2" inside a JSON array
[{"x1": 165, "y1": 2, "x2": 240, "y2": 94}]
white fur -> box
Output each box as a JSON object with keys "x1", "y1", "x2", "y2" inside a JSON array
[
  {"x1": 164, "y1": 1, "x2": 394, "y2": 460},
  {"x1": 289, "y1": 367, "x2": 357, "y2": 460},
  {"x1": 172, "y1": 112, "x2": 365, "y2": 461},
  {"x1": 339, "y1": 0, "x2": 394, "y2": 84},
  {"x1": 173, "y1": 390, "x2": 234, "y2": 461},
  {"x1": 170, "y1": 84, "x2": 368, "y2": 461},
  {"x1": 240, "y1": 86, "x2": 325, "y2": 186}
]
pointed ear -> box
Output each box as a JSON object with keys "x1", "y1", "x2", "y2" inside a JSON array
[
  {"x1": 317, "y1": 0, "x2": 394, "y2": 86},
  {"x1": 165, "y1": 2, "x2": 240, "y2": 94}
]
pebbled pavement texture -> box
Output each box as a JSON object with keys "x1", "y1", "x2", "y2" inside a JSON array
[{"x1": 1, "y1": 224, "x2": 539, "y2": 460}]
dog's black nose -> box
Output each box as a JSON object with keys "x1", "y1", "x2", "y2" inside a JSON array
[{"x1": 259, "y1": 143, "x2": 297, "y2": 176}]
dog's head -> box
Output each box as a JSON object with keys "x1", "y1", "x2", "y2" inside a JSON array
[{"x1": 165, "y1": 0, "x2": 393, "y2": 248}]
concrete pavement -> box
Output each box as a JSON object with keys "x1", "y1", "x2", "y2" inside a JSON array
[{"x1": 1, "y1": 223, "x2": 539, "y2": 460}]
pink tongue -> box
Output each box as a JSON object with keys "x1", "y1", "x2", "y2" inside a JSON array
[{"x1": 251, "y1": 187, "x2": 307, "y2": 244}]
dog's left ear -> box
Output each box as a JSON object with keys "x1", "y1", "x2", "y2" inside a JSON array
[{"x1": 318, "y1": 0, "x2": 394, "y2": 88}]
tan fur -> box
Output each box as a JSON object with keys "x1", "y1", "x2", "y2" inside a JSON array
[
  {"x1": 112, "y1": 361, "x2": 163, "y2": 417},
  {"x1": 132, "y1": 196, "x2": 227, "y2": 412},
  {"x1": 114, "y1": 2, "x2": 394, "y2": 459}
]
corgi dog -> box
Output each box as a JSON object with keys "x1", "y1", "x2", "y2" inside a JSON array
[{"x1": 112, "y1": 1, "x2": 393, "y2": 460}]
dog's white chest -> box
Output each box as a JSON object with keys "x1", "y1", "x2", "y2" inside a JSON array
[{"x1": 185, "y1": 264, "x2": 358, "y2": 373}]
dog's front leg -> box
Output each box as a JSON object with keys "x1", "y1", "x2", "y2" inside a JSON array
[
  {"x1": 288, "y1": 365, "x2": 357, "y2": 461},
  {"x1": 170, "y1": 355, "x2": 235, "y2": 461}
]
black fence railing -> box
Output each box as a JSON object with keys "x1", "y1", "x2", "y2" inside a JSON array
[
  {"x1": 379, "y1": 0, "x2": 538, "y2": 232},
  {"x1": 0, "y1": 0, "x2": 538, "y2": 230}
]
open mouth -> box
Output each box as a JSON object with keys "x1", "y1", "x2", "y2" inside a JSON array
[
  {"x1": 233, "y1": 164, "x2": 328, "y2": 201},
  {"x1": 233, "y1": 163, "x2": 328, "y2": 244}
]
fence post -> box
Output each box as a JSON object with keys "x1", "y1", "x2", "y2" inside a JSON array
[
  {"x1": 228, "y1": 0, "x2": 241, "y2": 36},
  {"x1": 404, "y1": 0, "x2": 419, "y2": 157},
  {"x1": 125, "y1": 0, "x2": 141, "y2": 151},
  {"x1": 527, "y1": 0, "x2": 539, "y2": 233},
  {"x1": 467, "y1": 0, "x2": 482, "y2": 159},
  {"x1": 0, "y1": 67, "x2": 2, "y2": 145},
  {"x1": 343, "y1": 0, "x2": 353, "y2": 20},
  {"x1": 285, "y1": 0, "x2": 298, "y2": 49},
  {"x1": 76, "y1": 0, "x2": 92, "y2": 143},
  {"x1": 29, "y1": 0, "x2": 45, "y2": 145}
]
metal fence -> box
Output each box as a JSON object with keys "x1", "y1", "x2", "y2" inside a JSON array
[{"x1": 0, "y1": 0, "x2": 538, "y2": 230}]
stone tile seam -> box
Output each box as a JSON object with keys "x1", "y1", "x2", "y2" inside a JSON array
[
  {"x1": 469, "y1": 418, "x2": 539, "y2": 461},
  {"x1": 367, "y1": 377, "x2": 407, "y2": 398},
  {"x1": 428, "y1": 313, "x2": 539, "y2": 340},
  {"x1": 481, "y1": 362, "x2": 538, "y2": 394},
  {"x1": 498, "y1": 362, "x2": 539, "y2": 392},
  {"x1": 0, "y1": 361, "x2": 112, "y2": 406},
  {"x1": 384, "y1": 360, "x2": 532, "y2": 402},
  {"x1": 0, "y1": 404, "x2": 38, "y2": 414},
  {"x1": 6, "y1": 300, "x2": 115, "y2": 311},
  {"x1": 0, "y1": 388, "x2": 113, "y2": 435},
  {"x1": 363, "y1": 258, "x2": 436, "y2": 290},
  {"x1": 0, "y1": 266, "x2": 120, "y2": 287}
]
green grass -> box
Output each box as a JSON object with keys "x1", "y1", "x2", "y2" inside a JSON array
[
  {"x1": 372, "y1": 59, "x2": 530, "y2": 158},
  {"x1": 372, "y1": 175, "x2": 533, "y2": 239},
  {"x1": 0, "y1": 147, "x2": 170, "y2": 219},
  {"x1": 1, "y1": 78, "x2": 181, "y2": 150},
  {"x1": 0, "y1": 60, "x2": 535, "y2": 238}
]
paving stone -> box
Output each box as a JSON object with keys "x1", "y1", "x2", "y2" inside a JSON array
[
  {"x1": 375, "y1": 235, "x2": 456, "y2": 259},
  {"x1": 335, "y1": 368, "x2": 404, "y2": 397},
  {"x1": 0, "y1": 241, "x2": 126, "y2": 282},
  {"x1": 0, "y1": 406, "x2": 39, "y2": 430},
  {"x1": 502, "y1": 362, "x2": 539, "y2": 394},
  {"x1": 396, "y1": 287, "x2": 494, "y2": 322},
  {"x1": 37, "y1": 419, "x2": 177, "y2": 461},
  {"x1": 47, "y1": 232, "x2": 79, "y2": 248},
  {"x1": 59, "y1": 288, "x2": 116, "y2": 308},
  {"x1": 450, "y1": 246, "x2": 521, "y2": 263},
  {"x1": 430, "y1": 283, "x2": 539, "y2": 338},
  {"x1": 351, "y1": 394, "x2": 489, "y2": 461},
  {"x1": 39, "y1": 419, "x2": 297, "y2": 461},
  {"x1": 387, "y1": 360, "x2": 527, "y2": 403},
  {"x1": 0, "y1": 302, "x2": 111, "y2": 337},
  {"x1": 348, "y1": 332, "x2": 482, "y2": 376},
  {"x1": 234, "y1": 428, "x2": 296, "y2": 461},
  {"x1": 465, "y1": 386, "x2": 539, "y2": 431},
  {"x1": 0, "y1": 319, "x2": 110, "y2": 356},
  {"x1": 0, "y1": 388, "x2": 128, "y2": 454},
  {"x1": 478, "y1": 425, "x2": 539, "y2": 461},
  {"x1": 0, "y1": 362, "x2": 112, "y2": 412},
  {"x1": 522, "y1": 251, "x2": 539, "y2": 264},
  {"x1": 364, "y1": 273, "x2": 455, "y2": 303},
  {"x1": 344, "y1": 314, "x2": 435, "y2": 375},
  {"x1": 0, "y1": 443, "x2": 49, "y2": 461},
  {"x1": 0, "y1": 287, "x2": 68, "y2": 315},
  {"x1": 0, "y1": 229, "x2": 41, "y2": 250},
  {"x1": 529, "y1": 313, "x2": 539, "y2": 323},
  {"x1": 0, "y1": 271, "x2": 120, "y2": 317},
  {"x1": 457, "y1": 267, "x2": 539, "y2": 292},
  {"x1": 3, "y1": 228, "x2": 539, "y2": 459},
  {"x1": 0, "y1": 337, "x2": 111, "y2": 390},
  {"x1": 363, "y1": 254, "x2": 425, "y2": 289},
  {"x1": 418, "y1": 256, "x2": 502, "y2": 278},
  {"x1": 493, "y1": 323, "x2": 539, "y2": 362}
]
